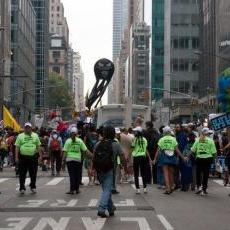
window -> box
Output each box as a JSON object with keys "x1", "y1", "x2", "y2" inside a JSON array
[
  {"x1": 192, "y1": 37, "x2": 199, "y2": 49},
  {"x1": 57, "y1": 6, "x2": 60, "y2": 11},
  {"x1": 192, "y1": 61, "x2": 199, "y2": 71},
  {"x1": 53, "y1": 51, "x2": 60, "y2": 58},
  {"x1": 179, "y1": 59, "x2": 189, "y2": 71},
  {"x1": 179, "y1": 37, "x2": 189, "y2": 49},
  {"x1": 52, "y1": 66, "x2": 60, "y2": 74}
]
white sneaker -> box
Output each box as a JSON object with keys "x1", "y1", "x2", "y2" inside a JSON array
[
  {"x1": 19, "y1": 189, "x2": 25, "y2": 195},
  {"x1": 31, "y1": 189, "x2": 37, "y2": 194},
  {"x1": 143, "y1": 188, "x2": 147, "y2": 194},
  {"x1": 136, "y1": 189, "x2": 141, "y2": 194}
]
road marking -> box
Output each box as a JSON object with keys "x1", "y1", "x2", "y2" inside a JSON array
[
  {"x1": 213, "y1": 179, "x2": 230, "y2": 189},
  {"x1": 82, "y1": 177, "x2": 89, "y2": 185},
  {"x1": 82, "y1": 218, "x2": 106, "y2": 230},
  {"x1": 33, "y1": 217, "x2": 70, "y2": 230},
  {"x1": 157, "y1": 215, "x2": 174, "y2": 230},
  {"x1": 46, "y1": 177, "x2": 64, "y2": 186},
  {"x1": 115, "y1": 199, "x2": 135, "y2": 206},
  {"x1": 121, "y1": 217, "x2": 151, "y2": 230},
  {"x1": 18, "y1": 200, "x2": 48, "y2": 208},
  {"x1": 50, "y1": 199, "x2": 78, "y2": 207},
  {"x1": 16, "y1": 178, "x2": 31, "y2": 191},
  {"x1": 88, "y1": 199, "x2": 98, "y2": 207},
  {"x1": 0, "y1": 217, "x2": 33, "y2": 230},
  {"x1": 0, "y1": 178, "x2": 9, "y2": 184}
]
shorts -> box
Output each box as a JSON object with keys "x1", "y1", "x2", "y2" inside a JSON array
[{"x1": 161, "y1": 151, "x2": 178, "y2": 166}]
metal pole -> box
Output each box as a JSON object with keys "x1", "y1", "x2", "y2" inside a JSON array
[{"x1": 0, "y1": 1, "x2": 5, "y2": 121}]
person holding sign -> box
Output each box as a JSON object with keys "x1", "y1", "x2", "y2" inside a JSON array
[{"x1": 190, "y1": 128, "x2": 217, "y2": 196}]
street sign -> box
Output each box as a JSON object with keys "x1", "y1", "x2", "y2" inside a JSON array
[{"x1": 210, "y1": 112, "x2": 230, "y2": 131}]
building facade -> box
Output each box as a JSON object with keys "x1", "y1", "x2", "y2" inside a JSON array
[
  {"x1": 31, "y1": 0, "x2": 50, "y2": 112},
  {"x1": 49, "y1": 34, "x2": 68, "y2": 77},
  {"x1": 11, "y1": 0, "x2": 36, "y2": 123},
  {"x1": 0, "y1": 0, "x2": 11, "y2": 119},
  {"x1": 49, "y1": 0, "x2": 69, "y2": 79},
  {"x1": 73, "y1": 52, "x2": 84, "y2": 112},
  {"x1": 67, "y1": 46, "x2": 74, "y2": 92},
  {"x1": 129, "y1": 22, "x2": 151, "y2": 105}
]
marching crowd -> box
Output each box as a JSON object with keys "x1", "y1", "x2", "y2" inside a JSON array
[{"x1": 0, "y1": 119, "x2": 230, "y2": 217}]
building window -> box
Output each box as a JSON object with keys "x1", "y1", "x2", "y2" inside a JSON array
[
  {"x1": 192, "y1": 37, "x2": 199, "y2": 49},
  {"x1": 179, "y1": 37, "x2": 189, "y2": 49},
  {"x1": 53, "y1": 51, "x2": 61, "y2": 58},
  {"x1": 57, "y1": 6, "x2": 60, "y2": 11},
  {"x1": 52, "y1": 66, "x2": 60, "y2": 74}
]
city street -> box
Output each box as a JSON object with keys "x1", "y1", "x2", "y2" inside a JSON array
[{"x1": 0, "y1": 169, "x2": 230, "y2": 230}]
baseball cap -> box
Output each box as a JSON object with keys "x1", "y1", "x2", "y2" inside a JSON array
[
  {"x1": 70, "y1": 127, "x2": 78, "y2": 134},
  {"x1": 201, "y1": 127, "x2": 210, "y2": 135},
  {"x1": 163, "y1": 126, "x2": 172, "y2": 134},
  {"x1": 115, "y1": 127, "x2": 121, "y2": 134},
  {"x1": 133, "y1": 126, "x2": 143, "y2": 132},
  {"x1": 24, "y1": 122, "x2": 32, "y2": 127}
]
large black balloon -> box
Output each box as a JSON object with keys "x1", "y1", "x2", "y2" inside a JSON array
[{"x1": 85, "y1": 59, "x2": 114, "y2": 110}]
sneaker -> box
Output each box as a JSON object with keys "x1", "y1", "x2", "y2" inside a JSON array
[
  {"x1": 195, "y1": 187, "x2": 202, "y2": 195},
  {"x1": 203, "y1": 190, "x2": 208, "y2": 195},
  {"x1": 19, "y1": 189, "x2": 25, "y2": 195},
  {"x1": 201, "y1": 191, "x2": 204, "y2": 196},
  {"x1": 136, "y1": 189, "x2": 141, "y2": 194},
  {"x1": 97, "y1": 211, "x2": 108, "y2": 218},
  {"x1": 109, "y1": 206, "x2": 116, "y2": 217},
  {"x1": 143, "y1": 188, "x2": 147, "y2": 194},
  {"x1": 31, "y1": 189, "x2": 37, "y2": 194},
  {"x1": 112, "y1": 190, "x2": 120, "y2": 194}
]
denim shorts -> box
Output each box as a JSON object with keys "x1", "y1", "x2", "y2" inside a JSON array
[{"x1": 161, "y1": 153, "x2": 178, "y2": 166}]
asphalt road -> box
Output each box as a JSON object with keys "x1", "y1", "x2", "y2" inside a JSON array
[{"x1": 0, "y1": 170, "x2": 230, "y2": 230}]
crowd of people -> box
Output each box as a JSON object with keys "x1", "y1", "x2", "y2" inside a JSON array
[{"x1": 0, "y1": 119, "x2": 230, "y2": 218}]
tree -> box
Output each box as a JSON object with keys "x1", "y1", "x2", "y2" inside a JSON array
[{"x1": 47, "y1": 72, "x2": 74, "y2": 120}]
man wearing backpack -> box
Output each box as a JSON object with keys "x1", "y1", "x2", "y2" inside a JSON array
[
  {"x1": 93, "y1": 126, "x2": 123, "y2": 218},
  {"x1": 48, "y1": 130, "x2": 63, "y2": 176}
]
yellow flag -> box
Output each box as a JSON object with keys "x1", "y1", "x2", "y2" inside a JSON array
[{"x1": 3, "y1": 106, "x2": 21, "y2": 132}]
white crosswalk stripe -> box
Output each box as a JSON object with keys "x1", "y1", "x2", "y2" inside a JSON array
[
  {"x1": 0, "y1": 178, "x2": 10, "y2": 184},
  {"x1": 46, "y1": 177, "x2": 65, "y2": 186},
  {"x1": 16, "y1": 178, "x2": 31, "y2": 191}
]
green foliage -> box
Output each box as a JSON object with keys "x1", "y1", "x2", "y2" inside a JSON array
[
  {"x1": 47, "y1": 72, "x2": 73, "y2": 119},
  {"x1": 221, "y1": 67, "x2": 230, "y2": 77}
]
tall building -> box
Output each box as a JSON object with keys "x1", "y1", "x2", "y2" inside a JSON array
[
  {"x1": 151, "y1": 0, "x2": 200, "y2": 123},
  {"x1": 67, "y1": 46, "x2": 74, "y2": 92},
  {"x1": 49, "y1": 0, "x2": 69, "y2": 78},
  {"x1": 0, "y1": 0, "x2": 11, "y2": 119},
  {"x1": 73, "y1": 52, "x2": 84, "y2": 112},
  {"x1": 198, "y1": 0, "x2": 230, "y2": 114},
  {"x1": 129, "y1": 22, "x2": 151, "y2": 105},
  {"x1": 109, "y1": 0, "x2": 129, "y2": 104},
  {"x1": 49, "y1": 0, "x2": 69, "y2": 44},
  {"x1": 31, "y1": 0, "x2": 50, "y2": 112},
  {"x1": 11, "y1": 0, "x2": 36, "y2": 123}
]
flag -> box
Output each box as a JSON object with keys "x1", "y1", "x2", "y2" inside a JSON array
[{"x1": 3, "y1": 106, "x2": 21, "y2": 132}]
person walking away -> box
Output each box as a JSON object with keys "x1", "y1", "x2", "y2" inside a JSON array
[
  {"x1": 143, "y1": 121, "x2": 160, "y2": 184},
  {"x1": 190, "y1": 128, "x2": 217, "y2": 195},
  {"x1": 0, "y1": 133, "x2": 8, "y2": 171},
  {"x1": 174, "y1": 124, "x2": 188, "y2": 190},
  {"x1": 15, "y1": 123, "x2": 42, "y2": 194},
  {"x1": 153, "y1": 126, "x2": 184, "y2": 195},
  {"x1": 93, "y1": 126, "x2": 123, "y2": 218},
  {"x1": 131, "y1": 127, "x2": 151, "y2": 194},
  {"x1": 63, "y1": 127, "x2": 92, "y2": 194},
  {"x1": 84, "y1": 125, "x2": 99, "y2": 185},
  {"x1": 180, "y1": 132, "x2": 196, "y2": 191},
  {"x1": 48, "y1": 130, "x2": 63, "y2": 176}
]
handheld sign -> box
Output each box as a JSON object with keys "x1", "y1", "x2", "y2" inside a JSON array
[{"x1": 210, "y1": 112, "x2": 230, "y2": 131}]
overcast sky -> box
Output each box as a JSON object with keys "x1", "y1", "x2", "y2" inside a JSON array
[{"x1": 62, "y1": 0, "x2": 112, "y2": 104}]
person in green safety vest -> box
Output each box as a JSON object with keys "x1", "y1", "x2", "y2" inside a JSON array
[
  {"x1": 15, "y1": 122, "x2": 42, "y2": 195},
  {"x1": 63, "y1": 127, "x2": 92, "y2": 195},
  {"x1": 190, "y1": 127, "x2": 217, "y2": 196}
]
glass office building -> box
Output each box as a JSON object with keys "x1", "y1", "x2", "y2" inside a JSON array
[
  {"x1": 151, "y1": 0, "x2": 164, "y2": 100},
  {"x1": 31, "y1": 0, "x2": 49, "y2": 112},
  {"x1": 11, "y1": 0, "x2": 36, "y2": 122}
]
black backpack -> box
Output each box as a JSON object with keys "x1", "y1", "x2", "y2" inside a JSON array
[{"x1": 93, "y1": 140, "x2": 114, "y2": 173}]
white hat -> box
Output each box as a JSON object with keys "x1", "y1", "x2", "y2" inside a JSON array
[
  {"x1": 70, "y1": 127, "x2": 78, "y2": 134},
  {"x1": 163, "y1": 126, "x2": 172, "y2": 134},
  {"x1": 24, "y1": 122, "x2": 32, "y2": 127},
  {"x1": 133, "y1": 126, "x2": 143, "y2": 132},
  {"x1": 202, "y1": 127, "x2": 210, "y2": 135},
  {"x1": 115, "y1": 127, "x2": 121, "y2": 134}
]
